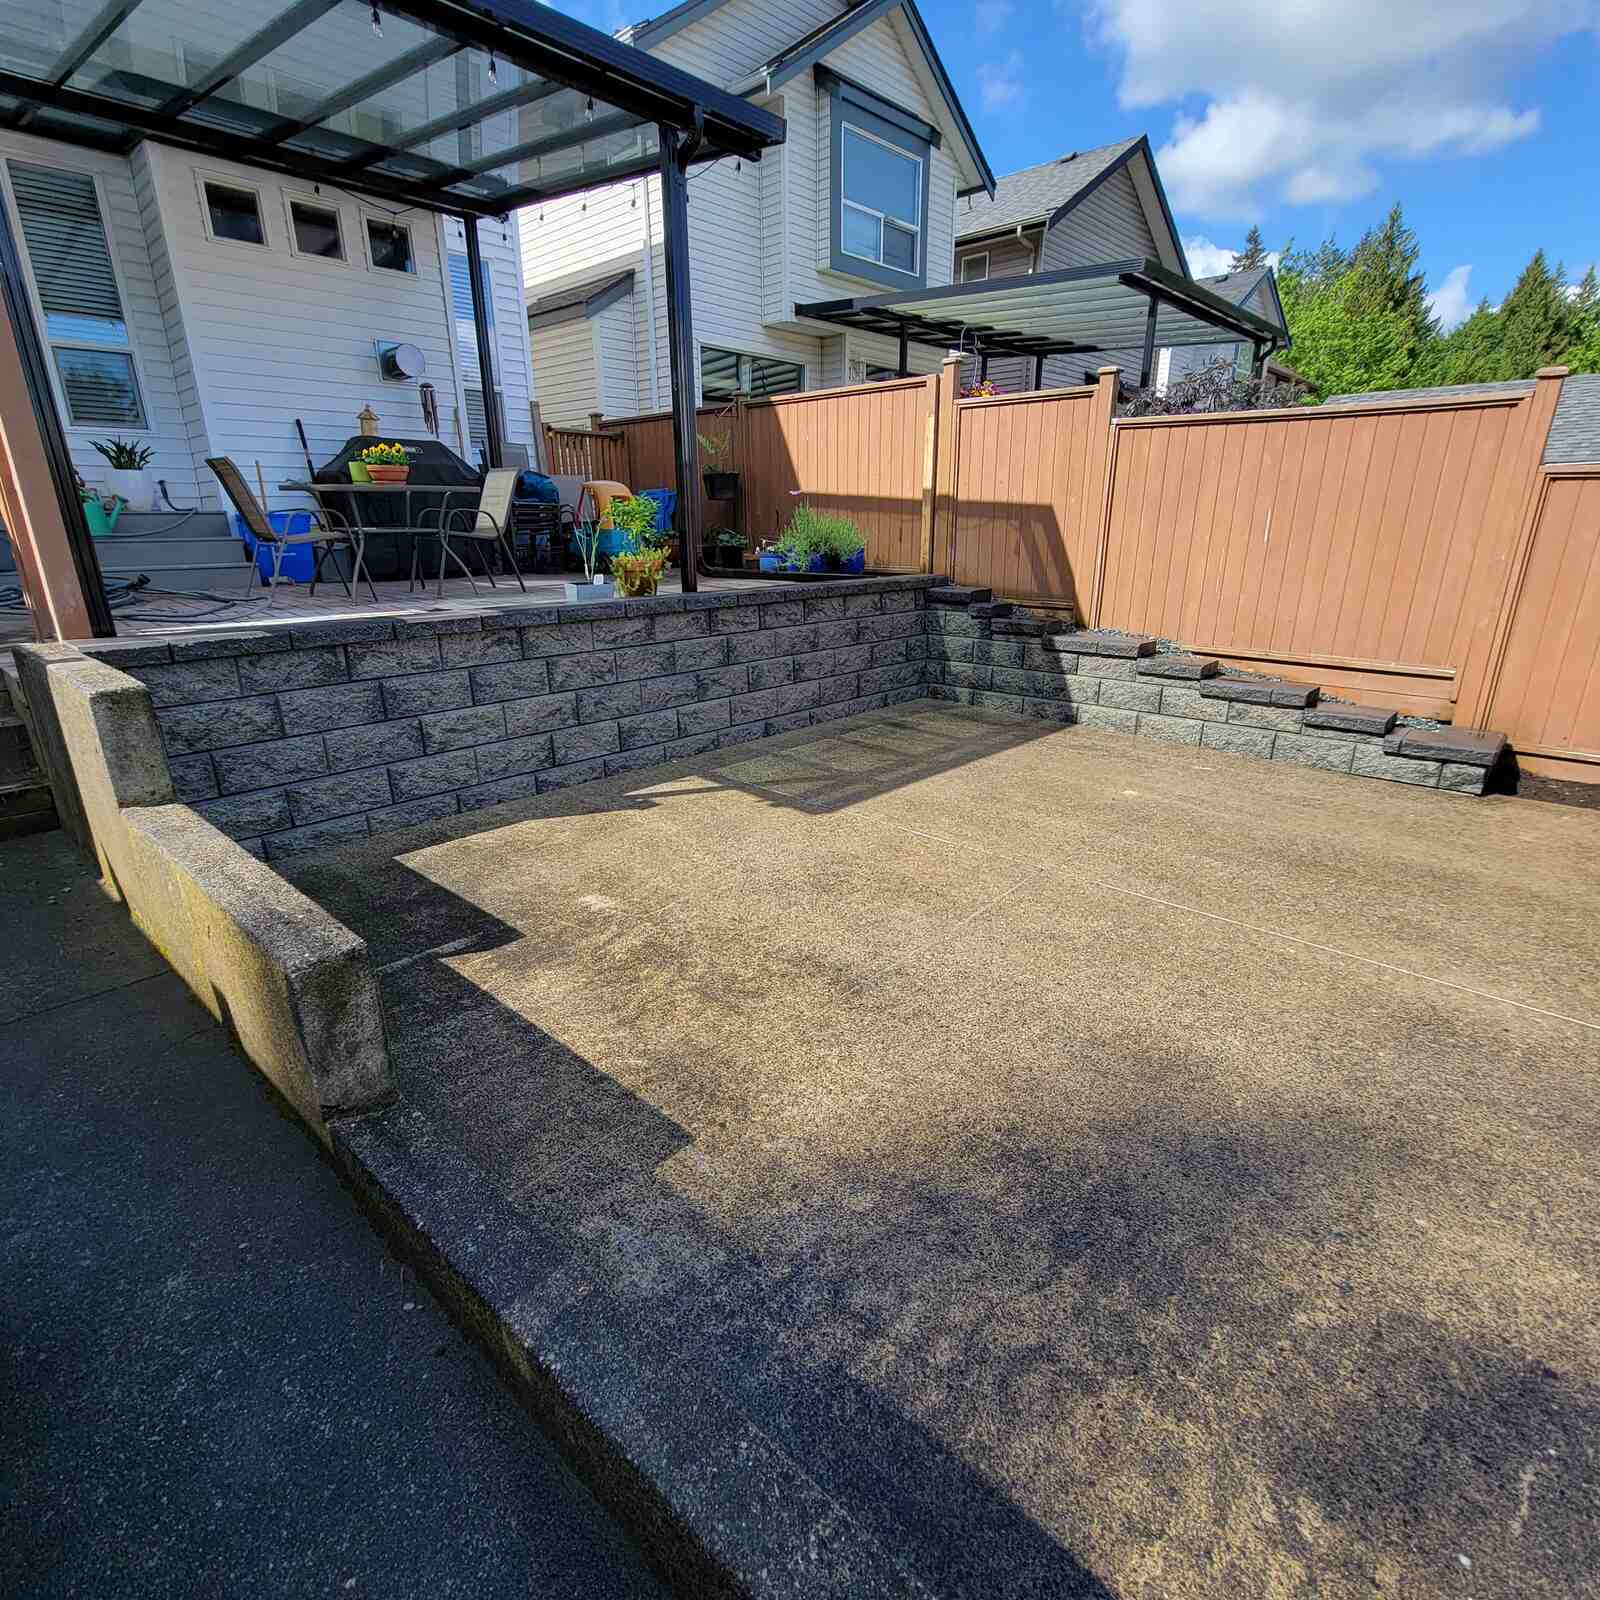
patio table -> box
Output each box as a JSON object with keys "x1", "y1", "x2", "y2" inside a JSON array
[{"x1": 279, "y1": 480, "x2": 485, "y2": 591}]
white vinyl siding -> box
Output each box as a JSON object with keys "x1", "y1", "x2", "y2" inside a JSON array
[
  {"x1": 1037, "y1": 165, "x2": 1156, "y2": 271},
  {"x1": 529, "y1": 316, "x2": 601, "y2": 428}
]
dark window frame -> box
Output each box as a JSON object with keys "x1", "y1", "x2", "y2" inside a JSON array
[
  {"x1": 364, "y1": 215, "x2": 415, "y2": 274},
  {"x1": 699, "y1": 344, "x2": 805, "y2": 402},
  {"x1": 199, "y1": 177, "x2": 268, "y2": 249}
]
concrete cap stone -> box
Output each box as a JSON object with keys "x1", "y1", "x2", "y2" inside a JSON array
[
  {"x1": 1303, "y1": 703, "x2": 1398, "y2": 736},
  {"x1": 1047, "y1": 630, "x2": 1157, "y2": 658},
  {"x1": 1383, "y1": 726, "x2": 1507, "y2": 766},
  {"x1": 1136, "y1": 653, "x2": 1220, "y2": 679},
  {"x1": 1198, "y1": 675, "x2": 1318, "y2": 708}
]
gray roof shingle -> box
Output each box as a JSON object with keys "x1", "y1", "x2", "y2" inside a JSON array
[
  {"x1": 955, "y1": 137, "x2": 1141, "y2": 239},
  {"x1": 1323, "y1": 380, "x2": 1536, "y2": 406},
  {"x1": 1544, "y1": 371, "x2": 1600, "y2": 464},
  {"x1": 1200, "y1": 267, "x2": 1268, "y2": 306}
]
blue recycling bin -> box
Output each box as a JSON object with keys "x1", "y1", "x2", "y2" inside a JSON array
[
  {"x1": 638, "y1": 488, "x2": 677, "y2": 533},
  {"x1": 232, "y1": 509, "x2": 318, "y2": 583}
]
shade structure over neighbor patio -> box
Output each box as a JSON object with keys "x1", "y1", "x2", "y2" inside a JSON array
[
  {"x1": 797, "y1": 258, "x2": 1289, "y2": 387},
  {"x1": 0, "y1": 0, "x2": 785, "y2": 634}
]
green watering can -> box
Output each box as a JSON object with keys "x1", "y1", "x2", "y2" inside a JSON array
[{"x1": 81, "y1": 494, "x2": 125, "y2": 536}]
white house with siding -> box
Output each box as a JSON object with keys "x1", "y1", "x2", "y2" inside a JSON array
[
  {"x1": 519, "y1": 0, "x2": 994, "y2": 424},
  {"x1": 0, "y1": 6, "x2": 538, "y2": 515}
]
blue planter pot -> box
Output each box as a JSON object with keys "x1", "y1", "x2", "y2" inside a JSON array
[
  {"x1": 806, "y1": 553, "x2": 825, "y2": 572},
  {"x1": 839, "y1": 548, "x2": 865, "y2": 574},
  {"x1": 758, "y1": 550, "x2": 782, "y2": 572}
]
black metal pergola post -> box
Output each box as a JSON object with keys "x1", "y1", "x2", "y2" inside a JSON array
[
  {"x1": 1139, "y1": 293, "x2": 1160, "y2": 388},
  {"x1": 461, "y1": 214, "x2": 503, "y2": 469},
  {"x1": 658, "y1": 120, "x2": 702, "y2": 591}
]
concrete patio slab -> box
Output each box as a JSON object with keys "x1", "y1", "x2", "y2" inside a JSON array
[{"x1": 282, "y1": 705, "x2": 1600, "y2": 1600}]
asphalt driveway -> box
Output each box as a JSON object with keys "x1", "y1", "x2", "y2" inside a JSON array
[{"x1": 284, "y1": 704, "x2": 1600, "y2": 1600}]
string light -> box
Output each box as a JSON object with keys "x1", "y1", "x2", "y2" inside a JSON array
[
  {"x1": 487, "y1": 49, "x2": 497, "y2": 84},
  {"x1": 370, "y1": 3, "x2": 382, "y2": 36},
  {"x1": 585, "y1": 96, "x2": 594, "y2": 123}
]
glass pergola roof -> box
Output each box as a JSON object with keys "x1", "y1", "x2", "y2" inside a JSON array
[
  {"x1": 797, "y1": 260, "x2": 1289, "y2": 363},
  {"x1": 0, "y1": 0, "x2": 785, "y2": 215}
]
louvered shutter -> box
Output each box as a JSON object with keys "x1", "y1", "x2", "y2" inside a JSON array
[{"x1": 9, "y1": 164, "x2": 128, "y2": 343}]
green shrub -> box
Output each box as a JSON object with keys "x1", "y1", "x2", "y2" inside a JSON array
[
  {"x1": 610, "y1": 494, "x2": 669, "y2": 552},
  {"x1": 774, "y1": 502, "x2": 863, "y2": 566}
]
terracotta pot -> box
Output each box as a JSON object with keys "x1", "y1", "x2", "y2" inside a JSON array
[{"x1": 366, "y1": 463, "x2": 409, "y2": 483}]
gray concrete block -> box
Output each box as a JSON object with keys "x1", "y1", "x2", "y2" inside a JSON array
[
  {"x1": 474, "y1": 734, "x2": 554, "y2": 783},
  {"x1": 694, "y1": 665, "x2": 748, "y2": 699},
  {"x1": 439, "y1": 629, "x2": 522, "y2": 668},
  {"x1": 168, "y1": 753, "x2": 218, "y2": 803},
  {"x1": 747, "y1": 657, "x2": 796, "y2": 690},
  {"x1": 238, "y1": 646, "x2": 347, "y2": 694},
  {"x1": 324, "y1": 720, "x2": 423, "y2": 772},
  {"x1": 925, "y1": 683, "x2": 972, "y2": 704},
  {"x1": 794, "y1": 649, "x2": 837, "y2": 681},
  {"x1": 281, "y1": 681, "x2": 387, "y2": 735},
  {"x1": 76, "y1": 637, "x2": 173, "y2": 667},
  {"x1": 195, "y1": 788, "x2": 292, "y2": 839},
  {"x1": 592, "y1": 614, "x2": 655, "y2": 648},
  {"x1": 421, "y1": 703, "x2": 505, "y2": 752},
  {"x1": 609, "y1": 710, "x2": 675, "y2": 751},
  {"x1": 286, "y1": 767, "x2": 393, "y2": 826},
  {"x1": 884, "y1": 589, "x2": 919, "y2": 612},
  {"x1": 674, "y1": 636, "x2": 729, "y2": 672},
  {"x1": 555, "y1": 720, "x2": 622, "y2": 762},
  {"x1": 765, "y1": 712, "x2": 812, "y2": 735},
  {"x1": 1098, "y1": 679, "x2": 1164, "y2": 713},
  {"x1": 1076, "y1": 656, "x2": 1138, "y2": 680},
  {"x1": 1439, "y1": 761, "x2": 1490, "y2": 795},
  {"x1": 1202, "y1": 723, "x2": 1276, "y2": 760},
  {"x1": 159, "y1": 696, "x2": 283, "y2": 754},
  {"x1": 942, "y1": 664, "x2": 992, "y2": 690},
  {"x1": 458, "y1": 771, "x2": 546, "y2": 812},
  {"x1": 1385, "y1": 726, "x2": 1507, "y2": 767},
  {"x1": 1075, "y1": 704, "x2": 1139, "y2": 734},
  {"x1": 536, "y1": 758, "x2": 606, "y2": 792},
  {"x1": 677, "y1": 699, "x2": 731, "y2": 736},
  {"x1": 717, "y1": 721, "x2": 767, "y2": 748},
  {"x1": 833, "y1": 644, "x2": 876, "y2": 674},
  {"x1": 468, "y1": 659, "x2": 552, "y2": 704},
  {"x1": 774, "y1": 679, "x2": 821, "y2": 715},
  {"x1": 1351, "y1": 744, "x2": 1442, "y2": 786},
  {"x1": 546, "y1": 653, "x2": 616, "y2": 693},
  {"x1": 1136, "y1": 652, "x2": 1220, "y2": 680},
  {"x1": 1302, "y1": 703, "x2": 1397, "y2": 736},
  {"x1": 844, "y1": 593, "x2": 883, "y2": 617},
  {"x1": 859, "y1": 663, "x2": 920, "y2": 695},
  {"x1": 729, "y1": 688, "x2": 779, "y2": 724},
  {"x1": 521, "y1": 621, "x2": 592, "y2": 656},
  {"x1": 1273, "y1": 732, "x2": 1355, "y2": 772},
  {"x1": 168, "y1": 629, "x2": 293, "y2": 661},
  {"x1": 503, "y1": 693, "x2": 578, "y2": 736},
  {"x1": 710, "y1": 606, "x2": 760, "y2": 633},
  {"x1": 759, "y1": 600, "x2": 805, "y2": 628},
  {"x1": 1199, "y1": 675, "x2": 1318, "y2": 708},
  {"x1": 652, "y1": 611, "x2": 710, "y2": 642},
  {"x1": 1024, "y1": 698, "x2": 1075, "y2": 723},
  {"x1": 769, "y1": 623, "x2": 820, "y2": 656},
  {"x1": 262, "y1": 815, "x2": 371, "y2": 858},
  {"x1": 802, "y1": 595, "x2": 845, "y2": 622},
  {"x1": 135, "y1": 657, "x2": 241, "y2": 706},
  {"x1": 478, "y1": 604, "x2": 558, "y2": 629},
  {"x1": 1227, "y1": 701, "x2": 1304, "y2": 732},
  {"x1": 1159, "y1": 684, "x2": 1230, "y2": 721},
  {"x1": 389, "y1": 749, "x2": 478, "y2": 801},
  {"x1": 215, "y1": 735, "x2": 328, "y2": 795},
  {"x1": 666, "y1": 730, "x2": 721, "y2": 759},
  {"x1": 348, "y1": 637, "x2": 441, "y2": 680},
  {"x1": 926, "y1": 637, "x2": 976, "y2": 663},
  {"x1": 815, "y1": 675, "x2": 859, "y2": 706},
  {"x1": 726, "y1": 629, "x2": 779, "y2": 664},
  {"x1": 904, "y1": 635, "x2": 928, "y2": 661},
  {"x1": 393, "y1": 614, "x2": 482, "y2": 640},
  {"x1": 287, "y1": 618, "x2": 394, "y2": 647},
  {"x1": 561, "y1": 601, "x2": 631, "y2": 621},
  {"x1": 1136, "y1": 712, "x2": 1204, "y2": 746},
  {"x1": 640, "y1": 672, "x2": 698, "y2": 712},
  {"x1": 867, "y1": 611, "x2": 921, "y2": 640},
  {"x1": 577, "y1": 681, "x2": 643, "y2": 723},
  {"x1": 969, "y1": 690, "x2": 1026, "y2": 717},
  {"x1": 369, "y1": 794, "x2": 459, "y2": 834},
  {"x1": 1056, "y1": 629, "x2": 1157, "y2": 657},
  {"x1": 974, "y1": 640, "x2": 1026, "y2": 668},
  {"x1": 613, "y1": 643, "x2": 676, "y2": 680},
  {"x1": 814, "y1": 620, "x2": 859, "y2": 650},
  {"x1": 605, "y1": 745, "x2": 665, "y2": 777}
]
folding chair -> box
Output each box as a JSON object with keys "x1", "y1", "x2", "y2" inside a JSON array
[
  {"x1": 413, "y1": 469, "x2": 528, "y2": 599},
  {"x1": 206, "y1": 456, "x2": 375, "y2": 609}
]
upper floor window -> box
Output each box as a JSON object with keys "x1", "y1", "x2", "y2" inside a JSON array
[
  {"x1": 960, "y1": 252, "x2": 989, "y2": 283},
  {"x1": 366, "y1": 218, "x2": 413, "y2": 273},
  {"x1": 5, "y1": 162, "x2": 146, "y2": 428},
  {"x1": 821, "y1": 67, "x2": 934, "y2": 291},
  {"x1": 841, "y1": 125, "x2": 920, "y2": 276},
  {"x1": 287, "y1": 198, "x2": 344, "y2": 261},
  {"x1": 202, "y1": 180, "x2": 266, "y2": 247}
]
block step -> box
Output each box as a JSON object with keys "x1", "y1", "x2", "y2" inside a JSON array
[
  {"x1": 1136, "y1": 652, "x2": 1220, "y2": 680},
  {"x1": 1043, "y1": 630, "x2": 1157, "y2": 658},
  {"x1": 990, "y1": 616, "x2": 1047, "y2": 637},
  {"x1": 1302, "y1": 704, "x2": 1397, "y2": 736},
  {"x1": 927, "y1": 584, "x2": 992, "y2": 606},
  {"x1": 970, "y1": 601, "x2": 1013, "y2": 619},
  {"x1": 0, "y1": 774, "x2": 56, "y2": 840},
  {"x1": 1197, "y1": 675, "x2": 1319, "y2": 709},
  {"x1": 1383, "y1": 726, "x2": 1506, "y2": 766}
]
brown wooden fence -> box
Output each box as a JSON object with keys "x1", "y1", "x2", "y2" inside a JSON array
[
  {"x1": 543, "y1": 424, "x2": 628, "y2": 483},
  {"x1": 582, "y1": 405, "x2": 737, "y2": 528}
]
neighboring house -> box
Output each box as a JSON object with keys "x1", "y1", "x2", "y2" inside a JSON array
[
  {"x1": 520, "y1": 0, "x2": 993, "y2": 422},
  {"x1": 1155, "y1": 266, "x2": 1290, "y2": 392},
  {"x1": 954, "y1": 138, "x2": 1290, "y2": 393},
  {"x1": 0, "y1": 40, "x2": 536, "y2": 514}
]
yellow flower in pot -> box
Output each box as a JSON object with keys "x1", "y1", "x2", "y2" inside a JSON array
[
  {"x1": 359, "y1": 441, "x2": 410, "y2": 483},
  {"x1": 609, "y1": 546, "x2": 667, "y2": 598}
]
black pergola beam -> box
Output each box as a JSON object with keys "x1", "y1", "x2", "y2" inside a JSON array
[
  {"x1": 155, "y1": 0, "x2": 344, "y2": 121},
  {"x1": 258, "y1": 36, "x2": 464, "y2": 146},
  {"x1": 433, "y1": 108, "x2": 642, "y2": 184},
  {"x1": 335, "y1": 74, "x2": 567, "y2": 172},
  {"x1": 12, "y1": 0, "x2": 146, "y2": 130}
]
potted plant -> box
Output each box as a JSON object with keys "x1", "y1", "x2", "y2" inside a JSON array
[
  {"x1": 610, "y1": 545, "x2": 668, "y2": 598},
  {"x1": 359, "y1": 441, "x2": 410, "y2": 483},
  {"x1": 712, "y1": 527, "x2": 746, "y2": 569},
  {"x1": 698, "y1": 430, "x2": 739, "y2": 501},
  {"x1": 90, "y1": 437, "x2": 154, "y2": 512},
  {"x1": 609, "y1": 493, "x2": 668, "y2": 555},
  {"x1": 822, "y1": 515, "x2": 866, "y2": 575},
  {"x1": 566, "y1": 516, "x2": 615, "y2": 600},
  {"x1": 75, "y1": 471, "x2": 123, "y2": 537}
]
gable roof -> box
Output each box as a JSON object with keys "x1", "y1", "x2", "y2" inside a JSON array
[
  {"x1": 526, "y1": 270, "x2": 635, "y2": 329},
  {"x1": 632, "y1": 0, "x2": 992, "y2": 195},
  {"x1": 1199, "y1": 266, "x2": 1287, "y2": 335},
  {"x1": 956, "y1": 137, "x2": 1140, "y2": 236}
]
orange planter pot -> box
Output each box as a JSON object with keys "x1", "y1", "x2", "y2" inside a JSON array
[{"x1": 365, "y1": 464, "x2": 410, "y2": 483}]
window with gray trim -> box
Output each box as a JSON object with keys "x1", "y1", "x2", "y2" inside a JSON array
[
  {"x1": 701, "y1": 346, "x2": 803, "y2": 401},
  {"x1": 822, "y1": 72, "x2": 933, "y2": 291}
]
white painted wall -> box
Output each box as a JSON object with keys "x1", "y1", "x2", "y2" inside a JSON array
[{"x1": 529, "y1": 317, "x2": 602, "y2": 428}]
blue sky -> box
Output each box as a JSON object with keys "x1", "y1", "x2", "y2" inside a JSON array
[{"x1": 551, "y1": 0, "x2": 1599, "y2": 328}]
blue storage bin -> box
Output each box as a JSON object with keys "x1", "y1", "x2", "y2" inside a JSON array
[
  {"x1": 232, "y1": 510, "x2": 317, "y2": 583},
  {"x1": 638, "y1": 488, "x2": 677, "y2": 531}
]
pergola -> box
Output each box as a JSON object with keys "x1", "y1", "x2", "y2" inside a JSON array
[
  {"x1": 797, "y1": 258, "x2": 1288, "y2": 388},
  {"x1": 0, "y1": 0, "x2": 786, "y2": 633}
]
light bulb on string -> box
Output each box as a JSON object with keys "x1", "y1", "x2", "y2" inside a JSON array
[{"x1": 370, "y1": 3, "x2": 382, "y2": 36}]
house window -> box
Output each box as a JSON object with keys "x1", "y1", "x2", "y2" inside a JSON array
[
  {"x1": 960, "y1": 253, "x2": 989, "y2": 283},
  {"x1": 366, "y1": 218, "x2": 413, "y2": 273},
  {"x1": 463, "y1": 386, "x2": 505, "y2": 463},
  {"x1": 5, "y1": 162, "x2": 146, "y2": 428},
  {"x1": 841, "y1": 125, "x2": 921, "y2": 276},
  {"x1": 701, "y1": 346, "x2": 804, "y2": 402},
  {"x1": 448, "y1": 251, "x2": 495, "y2": 337},
  {"x1": 287, "y1": 198, "x2": 344, "y2": 261},
  {"x1": 202, "y1": 181, "x2": 266, "y2": 246}
]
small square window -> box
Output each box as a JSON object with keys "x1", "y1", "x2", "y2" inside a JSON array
[
  {"x1": 204, "y1": 181, "x2": 265, "y2": 246},
  {"x1": 366, "y1": 218, "x2": 413, "y2": 273},
  {"x1": 289, "y1": 199, "x2": 343, "y2": 260}
]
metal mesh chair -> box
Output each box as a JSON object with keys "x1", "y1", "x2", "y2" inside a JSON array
[
  {"x1": 413, "y1": 469, "x2": 528, "y2": 599},
  {"x1": 206, "y1": 456, "x2": 374, "y2": 608}
]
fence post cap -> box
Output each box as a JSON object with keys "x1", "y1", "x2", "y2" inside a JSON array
[
  {"x1": 1097, "y1": 366, "x2": 1120, "y2": 377},
  {"x1": 941, "y1": 351, "x2": 964, "y2": 366},
  {"x1": 1535, "y1": 366, "x2": 1570, "y2": 379}
]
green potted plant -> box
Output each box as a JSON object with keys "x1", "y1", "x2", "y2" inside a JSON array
[
  {"x1": 698, "y1": 431, "x2": 739, "y2": 501},
  {"x1": 566, "y1": 516, "x2": 615, "y2": 600},
  {"x1": 712, "y1": 527, "x2": 746, "y2": 569},
  {"x1": 609, "y1": 493, "x2": 667, "y2": 553},
  {"x1": 90, "y1": 437, "x2": 154, "y2": 512},
  {"x1": 358, "y1": 441, "x2": 410, "y2": 483},
  {"x1": 820, "y1": 514, "x2": 866, "y2": 574},
  {"x1": 609, "y1": 546, "x2": 667, "y2": 598}
]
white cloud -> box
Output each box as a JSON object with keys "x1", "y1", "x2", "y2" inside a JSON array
[
  {"x1": 1182, "y1": 235, "x2": 1281, "y2": 278},
  {"x1": 1087, "y1": 0, "x2": 1591, "y2": 217},
  {"x1": 976, "y1": 0, "x2": 1014, "y2": 36},
  {"x1": 977, "y1": 52, "x2": 1028, "y2": 113},
  {"x1": 1428, "y1": 264, "x2": 1475, "y2": 330}
]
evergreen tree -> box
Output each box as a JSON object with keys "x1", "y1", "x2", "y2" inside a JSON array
[
  {"x1": 1421, "y1": 300, "x2": 1507, "y2": 385},
  {"x1": 1229, "y1": 225, "x2": 1269, "y2": 273},
  {"x1": 1346, "y1": 204, "x2": 1435, "y2": 344},
  {"x1": 1561, "y1": 265, "x2": 1599, "y2": 373},
  {"x1": 1496, "y1": 250, "x2": 1574, "y2": 376}
]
